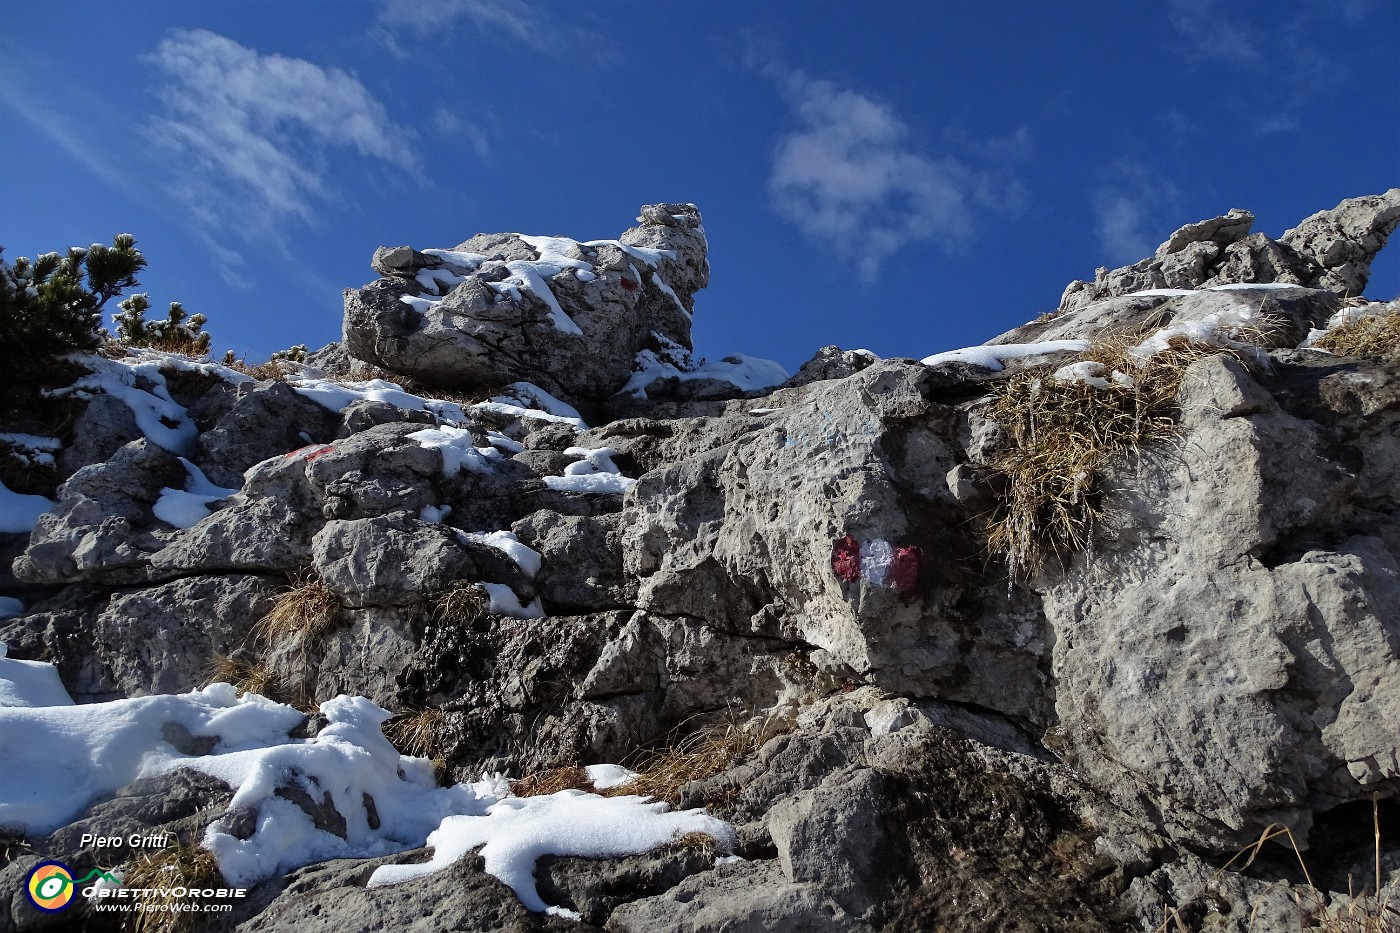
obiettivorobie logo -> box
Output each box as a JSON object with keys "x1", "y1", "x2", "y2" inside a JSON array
[{"x1": 24, "y1": 861, "x2": 120, "y2": 913}]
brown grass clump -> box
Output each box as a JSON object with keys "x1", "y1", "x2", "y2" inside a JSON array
[
  {"x1": 383, "y1": 707, "x2": 452, "y2": 758},
  {"x1": 1155, "y1": 797, "x2": 1397, "y2": 932},
  {"x1": 1315, "y1": 308, "x2": 1400, "y2": 361},
  {"x1": 511, "y1": 765, "x2": 595, "y2": 798},
  {"x1": 420, "y1": 582, "x2": 489, "y2": 625},
  {"x1": 252, "y1": 574, "x2": 340, "y2": 650},
  {"x1": 121, "y1": 841, "x2": 226, "y2": 933},
  {"x1": 511, "y1": 710, "x2": 791, "y2": 807},
  {"x1": 610, "y1": 710, "x2": 791, "y2": 806},
  {"x1": 986, "y1": 336, "x2": 1251, "y2": 579},
  {"x1": 205, "y1": 652, "x2": 288, "y2": 703}
]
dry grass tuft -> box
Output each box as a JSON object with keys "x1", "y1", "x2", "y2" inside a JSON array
[
  {"x1": 252, "y1": 574, "x2": 340, "y2": 650},
  {"x1": 609, "y1": 709, "x2": 791, "y2": 806},
  {"x1": 1315, "y1": 309, "x2": 1400, "y2": 361},
  {"x1": 671, "y1": 831, "x2": 721, "y2": 858},
  {"x1": 383, "y1": 707, "x2": 452, "y2": 758},
  {"x1": 205, "y1": 652, "x2": 288, "y2": 703},
  {"x1": 121, "y1": 841, "x2": 226, "y2": 933},
  {"x1": 511, "y1": 765, "x2": 595, "y2": 798},
  {"x1": 1155, "y1": 797, "x2": 1397, "y2": 932},
  {"x1": 510, "y1": 710, "x2": 791, "y2": 807},
  {"x1": 985, "y1": 335, "x2": 1252, "y2": 579},
  {"x1": 420, "y1": 582, "x2": 489, "y2": 625}
]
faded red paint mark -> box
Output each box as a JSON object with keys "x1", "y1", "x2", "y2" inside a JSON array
[
  {"x1": 286, "y1": 444, "x2": 334, "y2": 462},
  {"x1": 619, "y1": 277, "x2": 638, "y2": 291},
  {"x1": 886, "y1": 545, "x2": 922, "y2": 596},
  {"x1": 831, "y1": 535, "x2": 862, "y2": 582}
]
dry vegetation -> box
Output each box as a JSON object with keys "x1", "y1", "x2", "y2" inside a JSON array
[
  {"x1": 252, "y1": 573, "x2": 340, "y2": 650},
  {"x1": 1315, "y1": 307, "x2": 1400, "y2": 361},
  {"x1": 205, "y1": 652, "x2": 288, "y2": 703},
  {"x1": 1155, "y1": 799, "x2": 1396, "y2": 932},
  {"x1": 513, "y1": 709, "x2": 791, "y2": 806},
  {"x1": 121, "y1": 841, "x2": 227, "y2": 933},
  {"x1": 985, "y1": 335, "x2": 1256, "y2": 579},
  {"x1": 383, "y1": 707, "x2": 453, "y2": 758},
  {"x1": 419, "y1": 582, "x2": 489, "y2": 625}
]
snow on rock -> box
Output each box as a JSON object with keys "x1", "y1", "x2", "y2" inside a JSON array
[
  {"x1": 456, "y1": 530, "x2": 542, "y2": 578},
  {"x1": 921, "y1": 339, "x2": 1090, "y2": 371},
  {"x1": 620, "y1": 343, "x2": 789, "y2": 399},
  {"x1": 0, "y1": 682, "x2": 303, "y2": 835},
  {"x1": 585, "y1": 764, "x2": 638, "y2": 790},
  {"x1": 545, "y1": 447, "x2": 636, "y2": 494},
  {"x1": 152, "y1": 457, "x2": 239, "y2": 529},
  {"x1": 0, "y1": 433, "x2": 61, "y2": 468},
  {"x1": 1129, "y1": 301, "x2": 1257, "y2": 359},
  {"x1": 472, "y1": 382, "x2": 588, "y2": 431},
  {"x1": 0, "y1": 657, "x2": 733, "y2": 911},
  {"x1": 406, "y1": 426, "x2": 500, "y2": 475},
  {"x1": 0, "y1": 642, "x2": 74, "y2": 708},
  {"x1": 479, "y1": 582, "x2": 545, "y2": 620},
  {"x1": 0, "y1": 479, "x2": 55, "y2": 534},
  {"x1": 56, "y1": 354, "x2": 198, "y2": 454},
  {"x1": 290, "y1": 378, "x2": 470, "y2": 426},
  {"x1": 1052, "y1": 361, "x2": 1115, "y2": 390},
  {"x1": 366, "y1": 790, "x2": 734, "y2": 914},
  {"x1": 185, "y1": 695, "x2": 494, "y2": 887}
]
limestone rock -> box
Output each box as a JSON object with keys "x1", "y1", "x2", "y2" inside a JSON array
[
  {"x1": 342, "y1": 205, "x2": 709, "y2": 409},
  {"x1": 1059, "y1": 190, "x2": 1399, "y2": 313}
]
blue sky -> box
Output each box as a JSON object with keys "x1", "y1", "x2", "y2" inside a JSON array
[{"x1": 3, "y1": 0, "x2": 1397, "y2": 372}]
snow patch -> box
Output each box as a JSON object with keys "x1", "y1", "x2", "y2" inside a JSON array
[
  {"x1": 152, "y1": 458, "x2": 238, "y2": 529},
  {"x1": 0, "y1": 479, "x2": 55, "y2": 534},
  {"x1": 478, "y1": 582, "x2": 544, "y2": 620},
  {"x1": 407, "y1": 427, "x2": 497, "y2": 475},
  {"x1": 367, "y1": 790, "x2": 732, "y2": 913},
  {"x1": 544, "y1": 447, "x2": 636, "y2": 494},
  {"x1": 456, "y1": 530, "x2": 542, "y2": 578},
  {"x1": 921, "y1": 340, "x2": 1090, "y2": 371},
  {"x1": 0, "y1": 642, "x2": 74, "y2": 707},
  {"x1": 58, "y1": 354, "x2": 198, "y2": 454}
]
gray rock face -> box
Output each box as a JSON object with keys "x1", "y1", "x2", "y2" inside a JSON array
[
  {"x1": 3, "y1": 195, "x2": 1398, "y2": 933},
  {"x1": 1059, "y1": 190, "x2": 1400, "y2": 313},
  {"x1": 14, "y1": 438, "x2": 184, "y2": 585},
  {"x1": 342, "y1": 204, "x2": 708, "y2": 408},
  {"x1": 1043, "y1": 353, "x2": 1400, "y2": 850}
]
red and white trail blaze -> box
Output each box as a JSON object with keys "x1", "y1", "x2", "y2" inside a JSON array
[{"x1": 830, "y1": 535, "x2": 921, "y2": 596}]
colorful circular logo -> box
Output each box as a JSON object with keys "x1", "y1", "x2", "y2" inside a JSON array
[{"x1": 25, "y1": 861, "x2": 76, "y2": 912}]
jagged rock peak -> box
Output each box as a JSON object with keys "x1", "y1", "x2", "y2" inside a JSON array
[
  {"x1": 342, "y1": 203, "x2": 709, "y2": 410},
  {"x1": 1059, "y1": 189, "x2": 1400, "y2": 313}
]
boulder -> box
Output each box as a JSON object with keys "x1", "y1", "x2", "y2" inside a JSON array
[
  {"x1": 342, "y1": 204, "x2": 709, "y2": 409},
  {"x1": 1059, "y1": 190, "x2": 1400, "y2": 313}
]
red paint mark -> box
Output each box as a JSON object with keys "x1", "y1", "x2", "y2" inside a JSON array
[
  {"x1": 886, "y1": 545, "x2": 922, "y2": 596},
  {"x1": 286, "y1": 444, "x2": 334, "y2": 462},
  {"x1": 831, "y1": 535, "x2": 862, "y2": 582},
  {"x1": 619, "y1": 277, "x2": 638, "y2": 291}
]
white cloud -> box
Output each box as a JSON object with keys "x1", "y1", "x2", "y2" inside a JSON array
[
  {"x1": 148, "y1": 29, "x2": 419, "y2": 240},
  {"x1": 1092, "y1": 163, "x2": 1182, "y2": 266},
  {"x1": 768, "y1": 71, "x2": 1014, "y2": 282},
  {"x1": 433, "y1": 107, "x2": 490, "y2": 158},
  {"x1": 378, "y1": 0, "x2": 601, "y2": 56}
]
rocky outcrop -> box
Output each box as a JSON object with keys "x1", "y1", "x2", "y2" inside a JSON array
[
  {"x1": 1059, "y1": 189, "x2": 1400, "y2": 313},
  {"x1": 2, "y1": 194, "x2": 1398, "y2": 932},
  {"x1": 342, "y1": 204, "x2": 709, "y2": 410}
]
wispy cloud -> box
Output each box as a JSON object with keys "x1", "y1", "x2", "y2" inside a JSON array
[
  {"x1": 147, "y1": 29, "x2": 419, "y2": 253},
  {"x1": 433, "y1": 107, "x2": 490, "y2": 158},
  {"x1": 377, "y1": 0, "x2": 602, "y2": 57},
  {"x1": 1166, "y1": 0, "x2": 1347, "y2": 134},
  {"x1": 767, "y1": 70, "x2": 1021, "y2": 282},
  {"x1": 1092, "y1": 162, "x2": 1182, "y2": 265}
]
